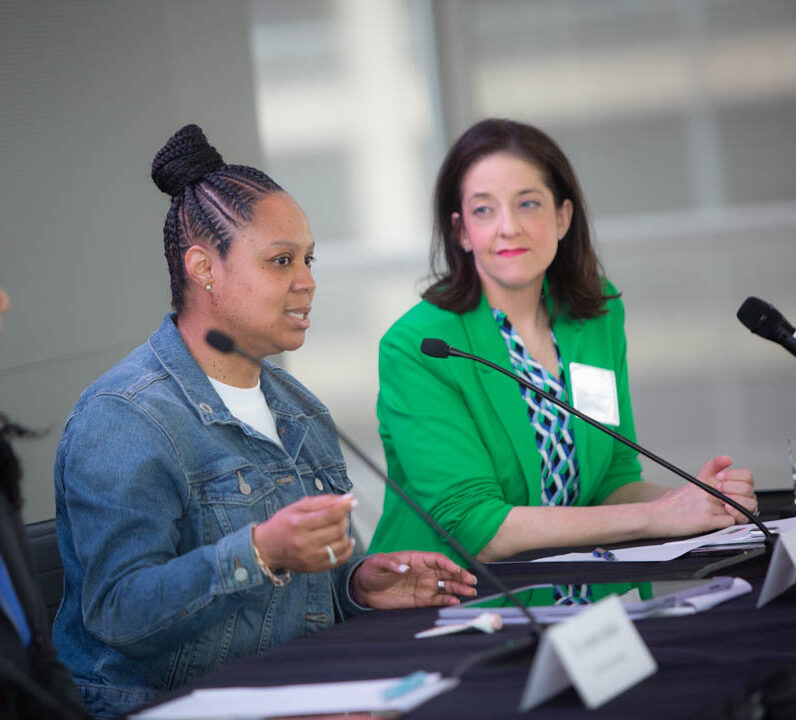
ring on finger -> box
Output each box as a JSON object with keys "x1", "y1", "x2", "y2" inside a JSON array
[
  {"x1": 325, "y1": 544, "x2": 338, "y2": 565},
  {"x1": 437, "y1": 579, "x2": 446, "y2": 593}
]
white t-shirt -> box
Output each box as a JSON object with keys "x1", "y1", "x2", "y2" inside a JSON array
[{"x1": 207, "y1": 376, "x2": 284, "y2": 450}]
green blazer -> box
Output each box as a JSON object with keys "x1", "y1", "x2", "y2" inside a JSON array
[{"x1": 369, "y1": 281, "x2": 643, "y2": 569}]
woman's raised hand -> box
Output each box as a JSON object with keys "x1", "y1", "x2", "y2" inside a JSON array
[{"x1": 253, "y1": 494, "x2": 356, "y2": 573}]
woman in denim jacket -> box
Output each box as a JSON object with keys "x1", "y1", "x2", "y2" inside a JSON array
[{"x1": 53, "y1": 125, "x2": 477, "y2": 719}]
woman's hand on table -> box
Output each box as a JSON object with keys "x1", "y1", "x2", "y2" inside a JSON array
[{"x1": 351, "y1": 551, "x2": 477, "y2": 609}]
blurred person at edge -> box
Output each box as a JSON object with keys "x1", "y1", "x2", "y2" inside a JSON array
[
  {"x1": 369, "y1": 119, "x2": 758, "y2": 602},
  {"x1": 52, "y1": 125, "x2": 476, "y2": 719},
  {"x1": 0, "y1": 284, "x2": 90, "y2": 719}
]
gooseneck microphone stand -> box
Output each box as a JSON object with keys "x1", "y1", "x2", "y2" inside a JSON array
[{"x1": 420, "y1": 338, "x2": 777, "y2": 556}]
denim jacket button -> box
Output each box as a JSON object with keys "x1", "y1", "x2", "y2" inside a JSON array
[
  {"x1": 314, "y1": 477, "x2": 323, "y2": 491},
  {"x1": 234, "y1": 566, "x2": 249, "y2": 583},
  {"x1": 199, "y1": 402, "x2": 213, "y2": 414},
  {"x1": 237, "y1": 471, "x2": 252, "y2": 495}
]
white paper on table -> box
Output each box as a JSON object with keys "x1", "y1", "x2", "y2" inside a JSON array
[
  {"x1": 437, "y1": 577, "x2": 752, "y2": 625},
  {"x1": 529, "y1": 539, "x2": 705, "y2": 563},
  {"x1": 680, "y1": 577, "x2": 752, "y2": 613},
  {"x1": 668, "y1": 516, "x2": 796, "y2": 548},
  {"x1": 131, "y1": 674, "x2": 459, "y2": 719},
  {"x1": 527, "y1": 518, "x2": 795, "y2": 564}
]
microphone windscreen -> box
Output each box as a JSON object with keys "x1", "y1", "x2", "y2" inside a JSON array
[
  {"x1": 206, "y1": 329, "x2": 236, "y2": 353},
  {"x1": 420, "y1": 338, "x2": 451, "y2": 358},
  {"x1": 737, "y1": 297, "x2": 783, "y2": 340}
]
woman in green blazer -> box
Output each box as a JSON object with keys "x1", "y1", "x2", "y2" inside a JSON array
[{"x1": 369, "y1": 119, "x2": 757, "y2": 570}]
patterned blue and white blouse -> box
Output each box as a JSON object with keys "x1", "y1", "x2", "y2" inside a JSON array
[{"x1": 493, "y1": 307, "x2": 591, "y2": 605}]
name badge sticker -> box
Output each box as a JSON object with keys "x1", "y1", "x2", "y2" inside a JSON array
[{"x1": 569, "y1": 363, "x2": 620, "y2": 426}]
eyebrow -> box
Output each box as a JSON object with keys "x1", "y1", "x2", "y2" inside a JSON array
[
  {"x1": 467, "y1": 188, "x2": 544, "y2": 201},
  {"x1": 267, "y1": 240, "x2": 316, "y2": 252}
]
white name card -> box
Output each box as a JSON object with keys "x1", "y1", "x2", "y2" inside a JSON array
[
  {"x1": 519, "y1": 595, "x2": 657, "y2": 711},
  {"x1": 756, "y1": 527, "x2": 796, "y2": 608}
]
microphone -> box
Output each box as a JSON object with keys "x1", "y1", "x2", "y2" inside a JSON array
[
  {"x1": 737, "y1": 297, "x2": 796, "y2": 358},
  {"x1": 420, "y1": 338, "x2": 777, "y2": 552},
  {"x1": 205, "y1": 330, "x2": 543, "y2": 634},
  {"x1": 420, "y1": 338, "x2": 451, "y2": 358}
]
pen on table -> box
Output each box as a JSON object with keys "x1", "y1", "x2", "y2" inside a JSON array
[{"x1": 592, "y1": 547, "x2": 616, "y2": 561}]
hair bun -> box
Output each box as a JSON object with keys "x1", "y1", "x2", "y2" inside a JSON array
[{"x1": 151, "y1": 124, "x2": 225, "y2": 197}]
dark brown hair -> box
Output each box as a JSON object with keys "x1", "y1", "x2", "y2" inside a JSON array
[{"x1": 423, "y1": 118, "x2": 615, "y2": 318}]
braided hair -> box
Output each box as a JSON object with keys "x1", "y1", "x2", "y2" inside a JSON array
[{"x1": 151, "y1": 124, "x2": 284, "y2": 311}]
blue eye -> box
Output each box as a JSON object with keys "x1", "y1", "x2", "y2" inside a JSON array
[
  {"x1": 520, "y1": 199, "x2": 539, "y2": 210},
  {"x1": 473, "y1": 206, "x2": 492, "y2": 217}
]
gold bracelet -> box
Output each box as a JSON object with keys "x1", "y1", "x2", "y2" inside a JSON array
[{"x1": 251, "y1": 530, "x2": 291, "y2": 587}]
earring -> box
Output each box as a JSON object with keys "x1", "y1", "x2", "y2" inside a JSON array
[
  {"x1": 205, "y1": 283, "x2": 212, "y2": 292},
  {"x1": 558, "y1": 235, "x2": 564, "y2": 242}
]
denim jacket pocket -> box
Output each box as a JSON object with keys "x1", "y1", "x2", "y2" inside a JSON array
[
  {"x1": 300, "y1": 462, "x2": 352, "y2": 496},
  {"x1": 188, "y1": 459, "x2": 277, "y2": 542}
]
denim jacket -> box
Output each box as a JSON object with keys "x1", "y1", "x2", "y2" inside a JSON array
[{"x1": 53, "y1": 315, "x2": 364, "y2": 719}]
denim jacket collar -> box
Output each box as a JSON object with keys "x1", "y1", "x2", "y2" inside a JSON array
[
  {"x1": 148, "y1": 314, "x2": 239, "y2": 429},
  {"x1": 147, "y1": 314, "x2": 316, "y2": 461}
]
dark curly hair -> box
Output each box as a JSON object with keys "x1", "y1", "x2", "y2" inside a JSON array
[
  {"x1": 0, "y1": 413, "x2": 40, "y2": 510},
  {"x1": 151, "y1": 124, "x2": 284, "y2": 311},
  {"x1": 423, "y1": 118, "x2": 616, "y2": 318}
]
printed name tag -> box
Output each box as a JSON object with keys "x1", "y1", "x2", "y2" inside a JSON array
[
  {"x1": 519, "y1": 595, "x2": 657, "y2": 711},
  {"x1": 569, "y1": 363, "x2": 620, "y2": 426}
]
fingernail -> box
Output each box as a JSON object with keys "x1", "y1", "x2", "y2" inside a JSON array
[
  {"x1": 350, "y1": 498, "x2": 359, "y2": 508},
  {"x1": 397, "y1": 563, "x2": 410, "y2": 573},
  {"x1": 717, "y1": 471, "x2": 725, "y2": 481},
  {"x1": 350, "y1": 537, "x2": 356, "y2": 548}
]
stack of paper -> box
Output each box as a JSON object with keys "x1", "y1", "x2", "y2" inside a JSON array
[
  {"x1": 525, "y1": 517, "x2": 796, "y2": 564},
  {"x1": 437, "y1": 577, "x2": 752, "y2": 625}
]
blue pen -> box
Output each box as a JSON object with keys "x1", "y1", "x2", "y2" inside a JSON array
[
  {"x1": 592, "y1": 547, "x2": 616, "y2": 561},
  {"x1": 382, "y1": 671, "x2": 429, "y2": 700}
]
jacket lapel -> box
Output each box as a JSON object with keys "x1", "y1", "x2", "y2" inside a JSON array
[
  {"x1": 461, "y1": 295, "x2": 543, "y2": 504},
  {"x1": 548, "y1": 294, "x2": 590, "y2": 504},
  {"x1": 460, "y1": 285, "x2": 591, "y2": 506}
]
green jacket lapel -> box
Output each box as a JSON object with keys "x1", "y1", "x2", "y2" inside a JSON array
[
  {"x1": 461, "y1": 294, "x2": 542, "y2": 504},
  {"x1": 547, "y1": 291, "x2": 590, "y2": 504}
]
